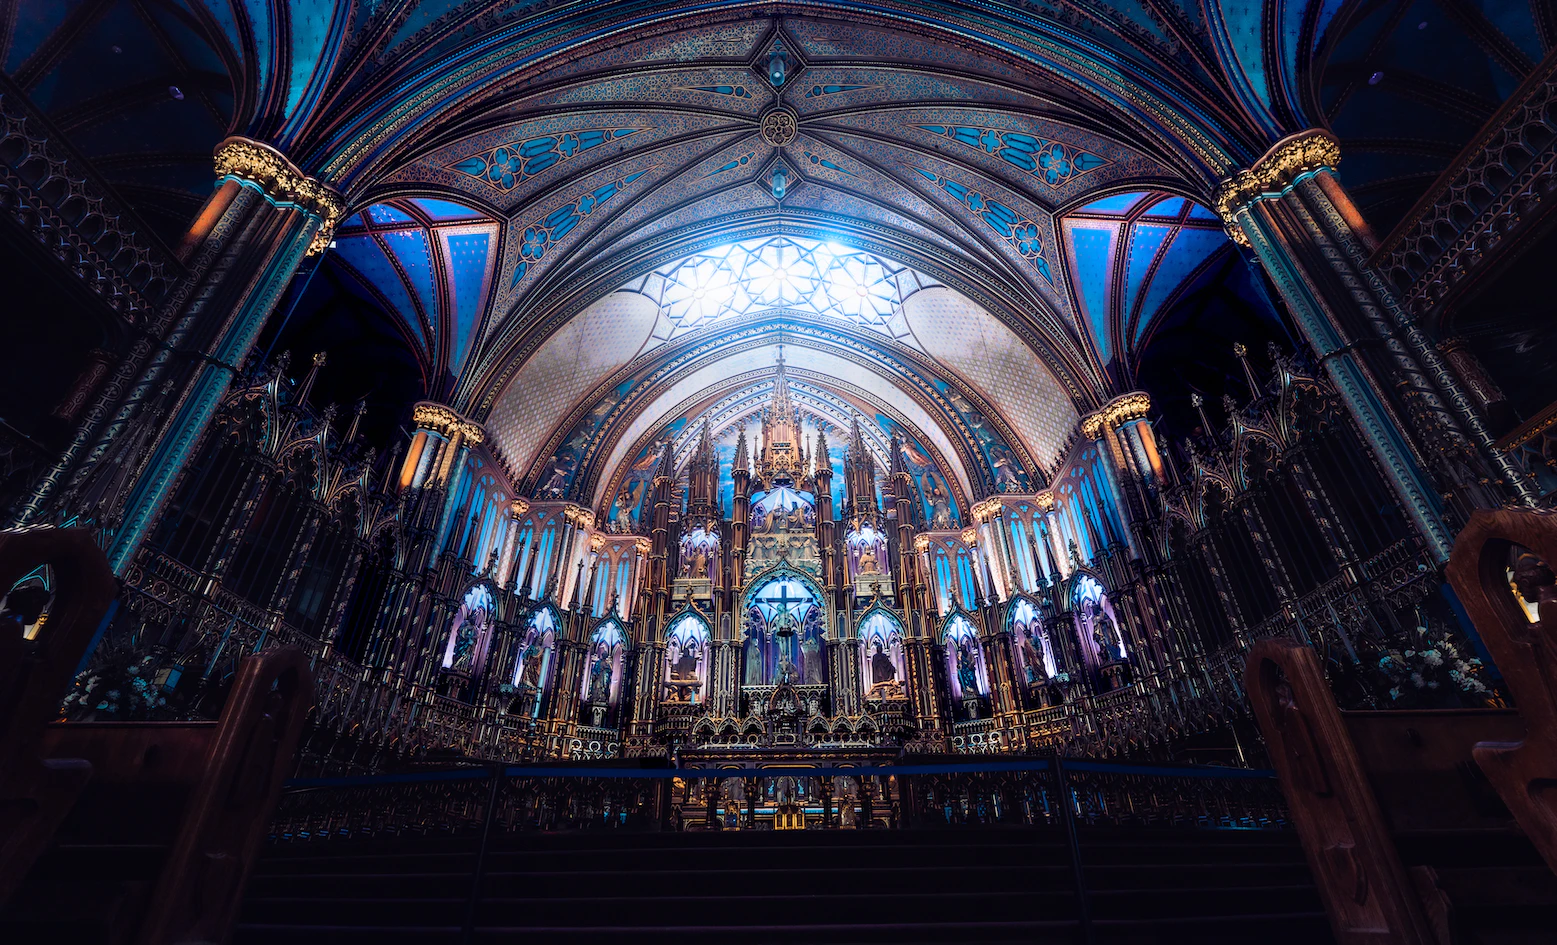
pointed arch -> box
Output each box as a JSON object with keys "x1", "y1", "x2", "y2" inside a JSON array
[
  {"x1": 664, "y1": 607, "x2": 712, "y2": 703},
  {"x1": 857, "y1": 605, "x2": 908, "y2": 700}
]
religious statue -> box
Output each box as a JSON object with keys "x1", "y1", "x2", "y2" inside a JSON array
[
  {"x1": 776, "y1": 656, "x2": 800, "y2": 685},
  {"x1": 519, "y1": 641, "x2": 545, "y2": 689},
  {"x1": 671, "y1": 640, "x2": 701, "y2": 681},
  {"x1": 927, "y1": 476, "x2": 952, "y2": 528},
  {"x1": 587, "y1": 649, "x2": 613, "y2": 704},
  {"x1": 1093, "y1": 610, "x2": 1123, "y2": 663},
  {"x1": 1018, "y1": 628, "x2": 1045, "y2": 685},
  {"x1": 870, "y1": 642, "x2": 896, "y2": 688},
  {"x1": 856, "y1": 543, "x2": 880, "y2": 576},
  {"x1": 449, "y1": 615, "x2": 479, "y2": 672},
  {"x1": 692, "y1": 547, "x2": 708, "y2": 580},
  {"x1": 956, "y1": 641, "x2": 980, "y2": 696},
  {"x1": 744, "y1": 628, "x2": 765, "y2": 685},
  {"x1": 800, "y1": 631, "x2": 823, "y2": 684}
]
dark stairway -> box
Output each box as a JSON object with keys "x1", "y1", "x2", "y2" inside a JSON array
[{"x1": 234, "y1": 826, "x2": 1332, "y2": 945}]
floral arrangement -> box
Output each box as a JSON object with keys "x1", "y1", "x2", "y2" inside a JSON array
[
  {"x1": 60, "y1": 654, "x2": 168, "y2": 720},
  {"x1": 1373, "y1": 622, "x2": 1493, "y2": 709}
]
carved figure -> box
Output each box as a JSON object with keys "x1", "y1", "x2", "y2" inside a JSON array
[
  {"x1": 800, "y1": 631, "x2": 823, "y2": 683},
  {"x1": 777, "y1": 657, "x2": 799, "y2": 685},
  {"x1": 744, "y1": 628, "x2": 766, "y2": 684},
  {"x1": 870, "y1": 643, "x2": 896, "y2": 687},
  {"x1": 1019, "y1": 627, "x2": 1045, "y2": 684},
  {"x1": 588, "y1": 650, "x2": 613, "y2": 703},
  {"x1": 927, "y1": 475, "x2": 952, "y2": 528},
  {"x1": 520, "y1": 641, "x2": 545, "y2": 689},
  {"x1": 673, "y1": 640, "x2": 701, "y2": 681},
  {"x1": 1093, "y1": 610, "x2": 1122, "y2": 663},
  {"x1": 956, "y1": 642, "x2": 979, "y2": 695}
]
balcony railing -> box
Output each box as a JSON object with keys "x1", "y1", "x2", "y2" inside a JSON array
[{"x1": 269, "y1": 755, "x2": 1286, "y2": 842}]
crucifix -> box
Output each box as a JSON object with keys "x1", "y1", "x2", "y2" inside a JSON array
[{"x1": 763, "y1": 582, "x2": 809, "y2": 620}]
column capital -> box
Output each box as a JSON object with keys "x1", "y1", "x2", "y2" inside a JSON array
[
  {"x1": 970, "y1": 496, "x2": 1003, "y2": 523},
  {"x1": 214, "y1": 136, "x2": 345, "y2": 255},
  {"x1": 1213, "y1": 130, "x2": 1341, "y2": 244},
  {"x1": 411, "y1": 401, "x2": 485, "y2": 444},
  {"x1": 1080, "y1": 391, "x2": 1151, "y2": 439}
]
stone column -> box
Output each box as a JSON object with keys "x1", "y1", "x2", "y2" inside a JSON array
[
  {"x1": 1080, "y1": 392, "x2": 1154, "y2": 559},
  {"x1": 94, "y1": 138, "x2": 344, "y2": 572},
  {"x1": 1215, "y1": 131, "x2": 1536, "y2": 564}
]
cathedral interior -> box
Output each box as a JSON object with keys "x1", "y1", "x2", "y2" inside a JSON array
[{"x1": 4, "y1": 1, "x2": 1557, "y2": 942}]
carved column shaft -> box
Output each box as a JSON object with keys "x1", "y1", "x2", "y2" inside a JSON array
[
  {"x1": 95, "y1": 139, "x2": 344, "y2": 573},
  {"x1": 1297, "y1": 173, "x2": 1538, "y2": 507},
  {"x1": 1217, "y1": 131, "x2": 1457, "y2": 562}
]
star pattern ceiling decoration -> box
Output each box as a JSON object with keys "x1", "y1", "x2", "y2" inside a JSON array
[
  {"x1": 330, "y1": 198, "x2": 500, "y2": 390},
  {"x1": 1059, "y1": 191, "x2": 1231, "y2": 377}
]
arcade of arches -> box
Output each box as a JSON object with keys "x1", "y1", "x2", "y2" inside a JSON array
[{"x1": 4, "y1": 0, "x2": 1554, "y2": 769}]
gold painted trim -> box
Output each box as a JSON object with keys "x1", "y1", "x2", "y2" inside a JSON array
[
  {"x1": 1213, "y1": 130, "x2": 1341, "y2": 246},
  {"x1": 413, "y1": 402, "x2": 486, "y2": 443},
  {"x1": 214, "y1": 136, "x2": 346, "y2": 256}
]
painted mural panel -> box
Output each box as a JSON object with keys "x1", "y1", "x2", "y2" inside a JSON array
[{"x1": 877, "y1": 413, "x2": 957, "y2": 528}]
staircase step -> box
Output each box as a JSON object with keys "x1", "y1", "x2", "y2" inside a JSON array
[{"x1": 233, "y1": 826, "x2": 1335, "y2": 945}]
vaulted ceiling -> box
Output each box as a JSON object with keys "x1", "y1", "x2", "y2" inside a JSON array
[{"x1": 7, "y1": 0, "x2": 1532, "y2": 517}]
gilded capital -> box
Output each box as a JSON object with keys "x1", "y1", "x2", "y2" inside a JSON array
[
  {"x1": 1034, "y1": 489, "x2": 1056, "y2": 511},
  {"x1": 214, "y1": 137, "x2": 346, "y2": 256},
  {"x1": 1213, "y1": 130, "x2": 1340, "y2": 245},
  {"x1": 970, "y1": 496, "x2": 1003, "y2": 523},
  {"x1": 412, "y1": 402, "x2": 485, "y2": 444},
  {"x1": 1081, "y1": 391, "x2": 1151, "y2": 440}
]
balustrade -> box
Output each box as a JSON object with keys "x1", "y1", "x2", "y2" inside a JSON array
[{"x1": 267, "y1": 757, "x2": 1288, "y2": 840}]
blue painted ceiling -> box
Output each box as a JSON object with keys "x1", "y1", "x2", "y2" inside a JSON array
[{"x1": 5, "y1": 0, "x2": 1533, "y2": 508}]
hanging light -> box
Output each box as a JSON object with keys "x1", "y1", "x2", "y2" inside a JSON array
[
  {"x1": 767, "y1": 41, "x2": 788, "y2": 86},
  {"x1": 771, "y1": 165, "x2": 788, "y2": 200}
]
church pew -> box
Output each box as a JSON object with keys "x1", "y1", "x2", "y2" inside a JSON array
[
  {"x1": 1245, "y1": 507, "x2": 1557, "y2": 943},
  {"x1": 1, "y1": 646, "x2": 313, "y2": 945},
  {"x1": 1444, "y1": 507, "x2": 1557, "y2": 876},
  {"x1": 0, "y1": 527, "x2": 118, "y2": 905},
  {"x1": 1247, "y1": 638, "x2": 1555, "y2": 945}
]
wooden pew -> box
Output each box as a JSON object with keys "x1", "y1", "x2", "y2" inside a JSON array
[
  {"x1": 1248, "y1": 511, "x2": 1557, "y2": 945},
  {"x1": 1, "y1": 645, "x2": 313, "y2": 944},
  {"x1": 0, "y1": 527, "x2": 118, "y2": 905},
  {"x1": 1247, "y1": 640, "x2": 1556, "y2": 943},
  {"x1": 1444, "y1": 508, "x2": 1557, "y2": 876}
]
